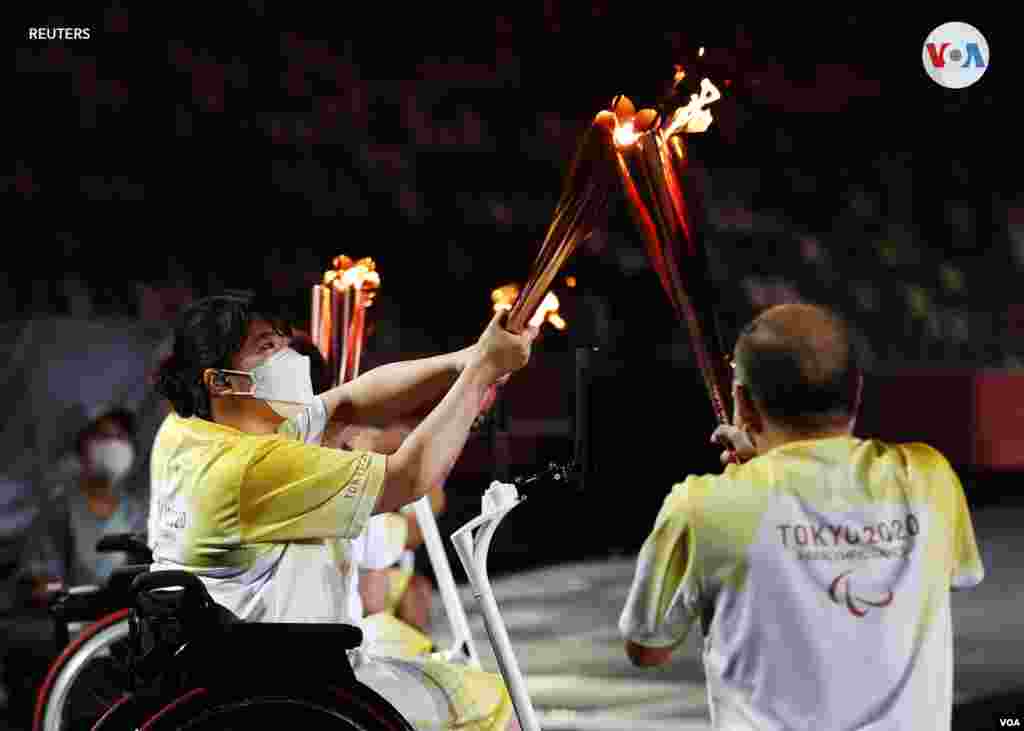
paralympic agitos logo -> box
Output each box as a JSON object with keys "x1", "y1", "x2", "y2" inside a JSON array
[{"x1": 829, "y1": 570, "x2": 894, "y2": 617}]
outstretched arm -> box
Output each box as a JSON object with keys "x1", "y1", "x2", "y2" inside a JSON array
[
  {"x1": 374, "y1": 312, "x2": 536, "y2": 514},
  {"x1": 319, "y1": 346, "x2": 477, "y2": 429}
]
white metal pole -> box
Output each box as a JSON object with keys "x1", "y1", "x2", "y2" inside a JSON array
[
  {"x1": 453, "y1": 513, "x2": 541, "y2": 731},
  {"x1": 411, "y1": 495, "x2": 480, "y2": 666}
]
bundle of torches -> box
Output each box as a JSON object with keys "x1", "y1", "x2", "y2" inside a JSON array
[
  {"x1": 505, "y1": 53, "x2": 734, "y2": 429},
  {"x1": 311, "y1": 54, "x2": 733, "y2": 438},
  {"x1": 311, "y1": 256, "x2": 381, "y2": 386}
]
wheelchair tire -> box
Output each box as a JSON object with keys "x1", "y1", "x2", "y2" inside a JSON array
[
  {"x1": 136, "y1": 684, "x2": 415, "y2": 731},
  {"x1": 33, "y1": 609, "x2": 132, "y2": 731}
]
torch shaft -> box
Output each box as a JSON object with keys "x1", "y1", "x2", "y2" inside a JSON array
[
  {"x1": 338, "y1": 282, "x2": 352, "y2": 385},
  {"x1": 319, "y1": 285, "x2": 333, "y2": 379},
  {"x1": 312, "y1": 285, "x2": 324, "y2": 360},
  {"x1": 506, "y1": 123, "x2": 616, "y2": 334},
  {"x1": 350, "y1": 296, "x2": 367, "y2": 379},
  {"x1": 615, "y1": 129, "x2": 732, "y2": 427}
]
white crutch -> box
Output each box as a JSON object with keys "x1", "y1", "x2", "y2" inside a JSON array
[{"x1": 410, "y1": 495, "x2": 481, "y2": 667}]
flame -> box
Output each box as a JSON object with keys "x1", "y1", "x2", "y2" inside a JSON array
[
  {"x1": 491, "y1": 283, "x2": 520, "y2": 312},
  {"x1": 698, "y1": 46, "x2": 705, "y2": 57},
  {"x1": 613, "y1": 119, "x2": 640, "y2": 148},
  {"x1": 324, "y1": 270, "x2": 338, "y2": 285},
  {"x1": 490, "y1": 284, "x2": 566, "y2": 330},
  {"x1": 611, "y1": 73, "x2": 721, "y2": 150},
  {"x1": 529, "y1": 291, "x2": 562, "y2": 329},
  {"x1": 565, "y1": 276, "x2": 577, "y2": 288},
  {"x1": 662, "y1": 78, "x2": 722, "y2": 138}
]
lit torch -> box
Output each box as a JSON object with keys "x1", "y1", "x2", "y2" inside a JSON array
[
  {"x1": 311, "y1": 256, "x2": 381, "y2": 388},
  {"x1": 606, "y1": 62, "x2": 734, "y2": 430},
  {"x1": 342, "y1": 258, "x2": 380, "y2": 382}
]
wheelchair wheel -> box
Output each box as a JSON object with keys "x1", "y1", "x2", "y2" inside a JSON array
[
  {"x1": 135, "y1": 684, "x2": 415, "y2": 731},
  {"x1": 33, "y1": 609, "x2": 132, "y2": 731}
]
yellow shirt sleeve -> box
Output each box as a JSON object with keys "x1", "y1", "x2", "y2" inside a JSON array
[
  {"x1": 239, "y1": 437, "x2": 386, "y2": 543},
  {"x1": 947, "y1": 462, "x2": 984, "y2": 590},
  {"x1": 618, "y1": 477, "x2": 701, "y2": 648}
]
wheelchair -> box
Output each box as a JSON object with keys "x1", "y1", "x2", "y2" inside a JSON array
[
  {"x1": 32, "y1": 533, "x2": 152, "y2": 731},
  {"x1": 88, "y1": 569, "x2": 414, "y2": 730}
]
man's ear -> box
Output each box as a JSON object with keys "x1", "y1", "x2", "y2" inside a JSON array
[{"x1": 735, "y1": 384, "x2": 764, "y2": 435}]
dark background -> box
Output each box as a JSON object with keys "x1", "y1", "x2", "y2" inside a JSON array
[
  {"x1": 8, "y1": 9, "x2": 1015, "y2": 359},
  {"x1": 7, "y1": 3, "x2": 1018, "y2": 571},
  {"x1": 4, "y1": 6, "x2": 1021, "y2": 729}
]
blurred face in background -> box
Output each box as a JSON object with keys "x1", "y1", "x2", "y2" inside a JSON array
[{"x1": 80, "y1": 415, "x2": 135, "y2": 484}]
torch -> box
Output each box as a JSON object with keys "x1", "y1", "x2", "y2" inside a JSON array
[
  {"x1": 485, "y1": 281, "x2": 571, "y2": 479},
  {"x1": 606, "y1": 65, "x2": 734, "y2": 430},
  {"x1": 504, "y1": 116, "x2": 618, "y2": 334},
  {"x1": 339, "y1": 258, "x2": 380, "y2": 383},
  {"x1": 311, "y1": 256, "x2": 381, "y2": 388}
]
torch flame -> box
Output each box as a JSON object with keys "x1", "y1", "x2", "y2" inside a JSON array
[
  {"x1": 613, "y1": 120, "x2": 640, "y2": 148},
  {"x1": 529, "y1": 291, "x2": 561, "y2": 329},
  {"x1": 340, "y1": 264, "x2": 368, "y2": 289},
  {"x1": 662, "y1": 78, "x2": 722, "y2": 138},
  {"x1": 611, "y1": 77, "x2": 721, "y2": 150},
  {"x1": 491, "y1": 284, "x2": 565, "y2": 330},
  {"x1": 491, "y1": 283, "x2": 520, "y2": 312}
]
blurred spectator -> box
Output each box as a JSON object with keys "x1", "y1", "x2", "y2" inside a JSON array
[{"x1": 19, "y1": 406, "x2": 148, "y2": 596}]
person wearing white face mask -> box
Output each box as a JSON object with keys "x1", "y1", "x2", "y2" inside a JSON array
[
  {"x1": 21, "y1": 406, "x2": 148, "y2": 596},
  {"x1": 149, "y1": 292, "x2": 536, "y2": 731}
]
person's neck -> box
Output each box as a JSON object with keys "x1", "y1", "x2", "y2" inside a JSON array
[
  {"x1": 209, "y1": 398, "x2": 285, "y2": 435},
  {"x1": 754, "y1": 422, "x2": 852, "y2": 454}
]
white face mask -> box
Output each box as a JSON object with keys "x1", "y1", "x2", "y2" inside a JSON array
[
  {"x1": 87, "y1": 439, "x2": 135, "y2": 482},
  {"x1": 217, "y1": 347, "x2": 315, "y2": 420}
]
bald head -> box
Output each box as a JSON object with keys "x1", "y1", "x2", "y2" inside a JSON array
[{"x1": 734, "y1": 304, "x2": 860, "y2": 431}]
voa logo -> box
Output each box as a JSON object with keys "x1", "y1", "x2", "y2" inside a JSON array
[
  {"x1": 1000, "y1": 718, "x2": 1021, "y2": 727},
  {"x1": 923, "y1": 22, "x2": 989, "y2": 89}
]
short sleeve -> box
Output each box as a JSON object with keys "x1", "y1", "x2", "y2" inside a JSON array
[
  {"x1": 240, "y1": 438, "x2": 386, "y2": 543},
  {"x1": 618, "y1": 478, "x2": 701, "y2": 648},
  {"x1": 947, "y1": 464, "x2": 984, "y2": 591}
]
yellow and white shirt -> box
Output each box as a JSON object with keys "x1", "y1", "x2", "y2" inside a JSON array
[
  {"x1": 620, "y1": 437, "x2": 984, "y2": 731},
  {"x1": 149, "y1": 402, "x2": 515, "y2": 731},
  {"x1": 148, "y1": 398, "x2": 385, "y2": 624}
]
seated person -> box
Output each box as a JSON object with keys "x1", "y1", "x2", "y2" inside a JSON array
[
  {"x1": 4, "y1": 407, "x2": 146, "y2": 726},
  {"x1": 22, "y1": 405, "x2": 147, "y2": 595},
  {"x1": 292, "y1": 334, "x2": 468, "y2": 654},
  {"x1": 150, "y1": 293, "x2": 534, "y2": 731}
]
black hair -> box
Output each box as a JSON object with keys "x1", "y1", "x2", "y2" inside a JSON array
[
  {"x1": 289, "y1": 333, "x2": 330, "y2": 395},
  {"x1": 75, "y1": 407, "x2": 137, "y2": 456},
  {"x1": 154, "y1": 293, "x2": 292, "y2": 419},
  {"x1": 735, "y1": 308, "x2": 861, "y2": 432}
]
